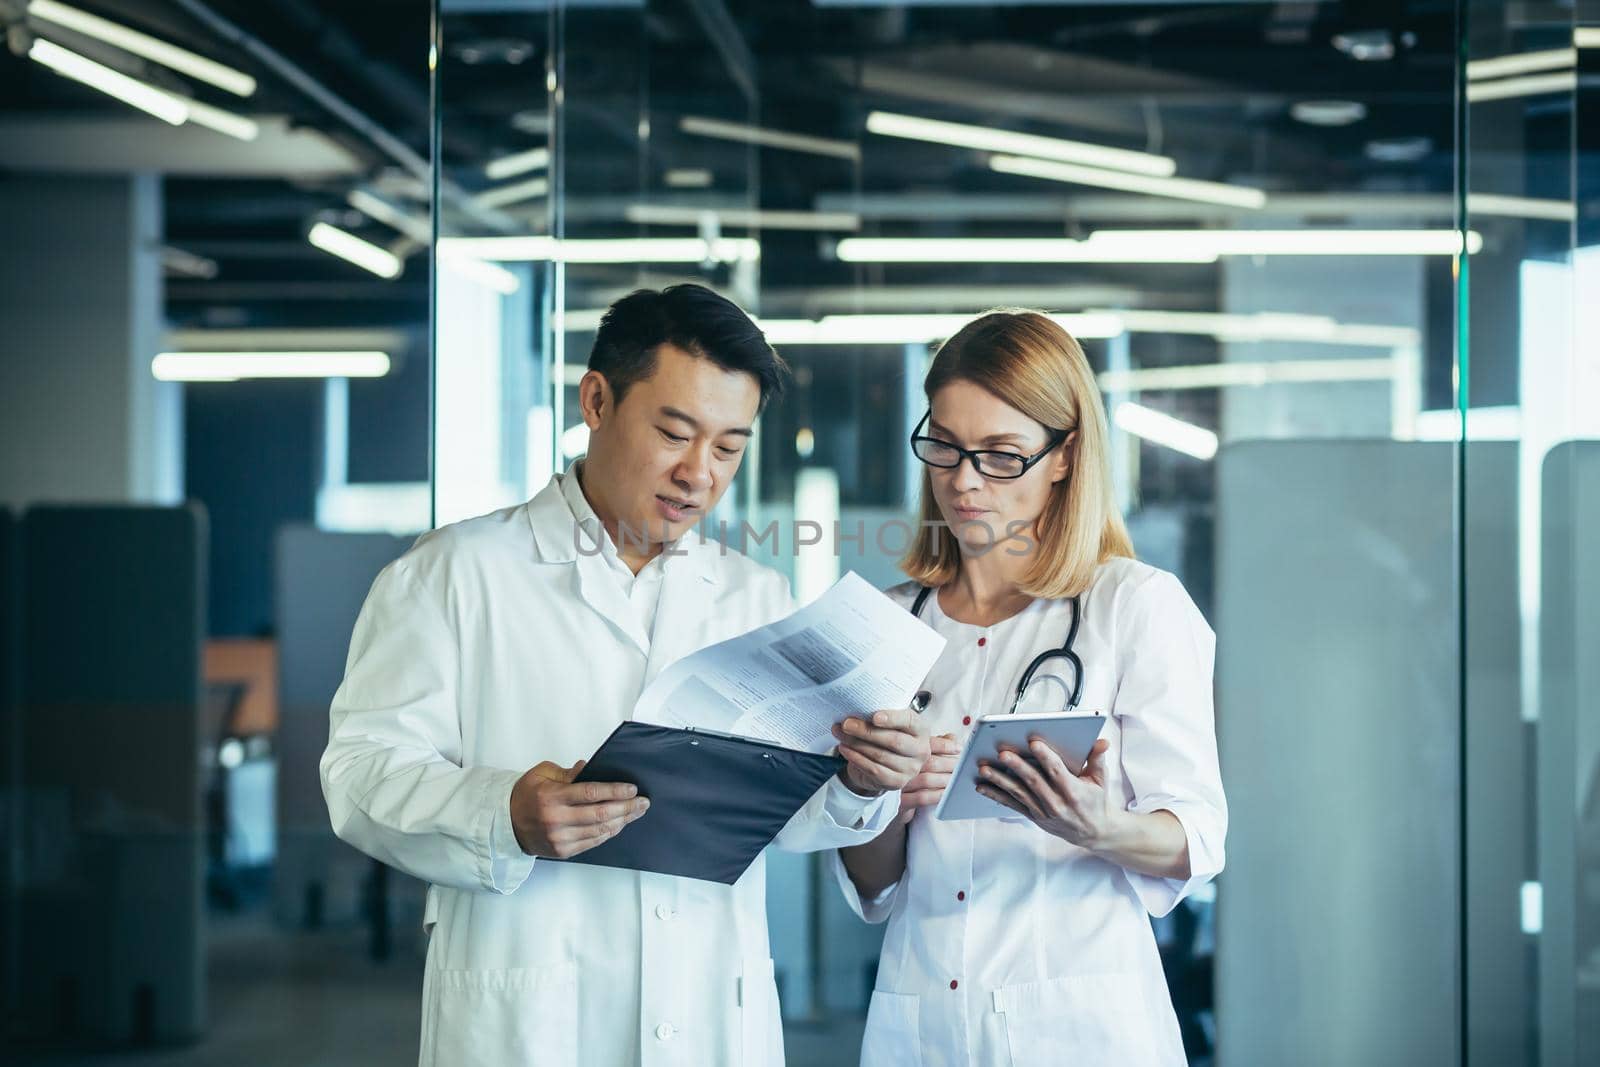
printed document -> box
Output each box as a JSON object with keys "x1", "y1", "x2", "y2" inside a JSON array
[{"x1": 633, "y1": 572, "x2": 946, "y2": 753}]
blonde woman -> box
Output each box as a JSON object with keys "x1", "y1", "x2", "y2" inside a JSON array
[{"x1": 832, "y1": 311, "x2": 1226, "y2": 1067}]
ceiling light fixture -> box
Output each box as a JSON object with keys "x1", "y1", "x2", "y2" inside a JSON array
[
  {"x1": 27, "y1": 0, "x2": 256, "y2": 96},
  {"x1": 679, "y1": 116, "x2": 859, "y2": 161},
  {"x1": 866, "y1": 110, "x2": 1175, "y2": 177},
  {"x1": 308, "y1": 222, "x2": 403, "y2": 279},
  {"x1": 757, "y1": 312, "x2": 1124, "y2": 345},
  {"x1": 1097, "y1": 309, "x2": 1420, "y2": 348},
  {"x1": 833, "y1": 237, "x2": 1217, "y2": 264},
  {"x1": 484, "y1": 146, "x2": 549, "y2": 181},
  {"x1": 474, "y1": 176, "x2": 549, "y2": 210},
  {"x1": 624, "y1": 204, "x2": 861, "y2": 231},
  {"x1": 1112, "y1": 402, "x2": 1218, "y2": 460},
  {"x1": 152, "y1": 351, "x2": 391, "y2": 381},
  {"x1": 181, "y1": 96, "x2": 259, "y2": 141},
  {"x1": 437, "y1": 236, "x2": 760, "y2": 264},
  {"x1": 1084, "y1": 229, "x2": 1481, "y2": 256},
  {"x1": 990, "y1": 154, "x2": 1268, "y2": 209},
  {"x1": 1467, "y1": 193, "x2": 1577, "y2": 222},
  {"x1": 348, "y1": 190, "x2": 431, "y2": 243},
  {"x1": 664, "y1": 168, "x2": 713, "y2": 188},
  {"x1": 1099, "y1": 358, "x2": 1400, "y2": 392},
  {"x1": 1466, "y1": 71, "x2": 1578, "y2": 102},
  {"x1": 27, "y1": 37, "x2": 188, "y2": 124},
  {"x1": 1289, "y1": 100, "x2": 1368, "y2": 127},
  {"x1": 1466, "y1": 48, "x2": 1577, "y2": 81}
]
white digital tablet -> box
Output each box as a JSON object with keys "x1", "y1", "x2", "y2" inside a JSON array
[{"x1": 934, "y1": 711, "x2": 1108, "y2": 822}]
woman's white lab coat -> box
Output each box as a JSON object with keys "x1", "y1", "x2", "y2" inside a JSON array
[
  {"x1": 831, "y1": 558, "x2": 1226, "y2": 1067},
  {"x1": 321, "y1": 471, "x2": 896, "y2": 1067}
]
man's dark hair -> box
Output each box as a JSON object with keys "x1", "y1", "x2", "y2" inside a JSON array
[{"x1": 588, "y1": 284, "x2": 789, "y2": 412}]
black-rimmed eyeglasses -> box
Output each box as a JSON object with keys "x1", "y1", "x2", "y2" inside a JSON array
[{"x1": 909, "y1": 411, "x2": 1068, "y2": 480}]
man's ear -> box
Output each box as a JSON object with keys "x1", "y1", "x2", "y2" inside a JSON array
[
  {"x1": 1050, "y1": 430, "x2": 1078, "y2": 484},
  {"x1": 578, "y1": 370, "x2": 610, "y2": 430}
]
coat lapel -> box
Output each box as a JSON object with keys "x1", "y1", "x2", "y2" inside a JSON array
[
  {"x1": 523, "y1": 475, "x2": 651, "y2": 658},
  {"x1": 641, "y1": 534, "x2": 721, "y2": 688}
]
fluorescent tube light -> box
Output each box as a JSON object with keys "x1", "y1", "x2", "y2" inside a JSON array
[
  {"x1": 182, "y1": 97, "x2": 259, "y2": 141},
  {"x1": 757, "y1": 312, "x2": 1124, "y2": 345},
  {"x1": 484, "y1": 146, "x2": 549, "y2": 181},
  {"x1": 1098, "y1": 358, "x2": 1399, "y2": 392},
  {"x1": 1100, "y1": 309, "x2": 1421, "y2": 347},
  {"x1": 28, "y1": 37, "x2": 188, "y2": 125},
  {"x1": 308, "y1": 222, "x2": 403, "y2": 279},
  {"x1": 679, "y1": 116, "x2": 859, "y2": 161},
  {"x1": 1467, "y1": 193, "x2": 1577, "y2": 221},
  {"x1": 475, "y1": 176, "x2": 549, "y2": 210},
  {"x1": 1466, "y1": 71, "x2": 1577, "y2": 102},
  {"x1": 153, "y1": 351, "x2": 391, "y2": 381},
  {"x1": 1578, "y1": 28, "x2": 1600, "y2": 48},
  {"x1": 1085, "y1": 229, "x2": 1482, "y2": 256},
  {"x1": 347, "y1": 190, "x2": 431, "y2": 243},
  {"x1": 991, "y1": 154, "x2": 1267, "y2": 209},
  {"x1": 1466, "y1": 48, "x2": 1576, "y2": 81},
  {"x1": 1113, "y1": 402, "x2": 1218, "y2": 459},
  {"x1": 28, "y1": 0, "x2": 256, "y2": 96},
  {"x1": 866, "y1": 110, "x2": 1175, "y2": 177},
  {"x1": 833, "y1": 237, "x2": 1217, "y2": 264},
  {"x1": 624, "y1": 204, "x2": 860, "y2": 231},
  {"x1": 437, "y1": 236, "x2": 760, "y2": 264},
  {"x1": 437, "y1": 251, "x2": 521, "y2": 295},
  {"x1": 665, "y1": 168, "x2": 713, "y2": 188}
]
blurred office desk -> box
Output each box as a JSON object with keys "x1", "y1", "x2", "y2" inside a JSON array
[{"x1": 16, "y1": 505, "x2": 208, "y2": 1045}]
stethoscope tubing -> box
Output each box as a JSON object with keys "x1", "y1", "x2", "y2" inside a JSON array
[{"x1": 910, "y1": 586, "x2": 1084, "y2": 714}]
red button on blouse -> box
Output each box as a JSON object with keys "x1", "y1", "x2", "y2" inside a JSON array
[
  {"x1": 949, "y1": 980, "x2": 959, "y2": 990},
  {"x1": 957, "y1": 891, "x2": 966, "y2": 901},
  {"x1": 977, "y1": 637, "x2": 986, "y2": 647},
  {"x1": 962, "y1": 716, "x2": 972, "y2": 726}
]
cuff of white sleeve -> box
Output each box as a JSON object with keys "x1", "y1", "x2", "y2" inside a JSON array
[
  {"x1": 823, "y1": 774, "x2": 898, "y2": 833},
  {"x1": 482, "y1": 768, "x2": 537, "y2": 895},
  {"x1": 1122, "y1": 800, "x2": 1217, "y2": 918},
  {"x1": 827, "y1": 847, "x2": 900, "y2": 925}
]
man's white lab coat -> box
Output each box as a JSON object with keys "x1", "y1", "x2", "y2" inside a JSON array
[{"x1": 322, "y1": 470, "x2": 896, "y2": 1066}]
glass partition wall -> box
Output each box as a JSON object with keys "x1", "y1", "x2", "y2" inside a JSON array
[{"x1": 431, "y1": 3, "x2": 1595, "y2": 1063}]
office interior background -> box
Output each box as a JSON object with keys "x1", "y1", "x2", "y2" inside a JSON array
[{"x1": 0, "y1": 0, "x2": 1595, "y2": 1064}]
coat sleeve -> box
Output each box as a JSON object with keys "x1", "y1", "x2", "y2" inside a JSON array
[
  {"x1": 1113, "y1": 570, "x2": 1228, "y2": 917},
  {"x1": 825, "y1": 839, "x2": 902, "y2": 924},
  {"x1": 320, "y1": 559, "x2": 536, "y2": 895}
]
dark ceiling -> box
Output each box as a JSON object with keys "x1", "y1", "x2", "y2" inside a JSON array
[{"x1": 0, "y1": 0, "x2": 1582, "y2": 335}]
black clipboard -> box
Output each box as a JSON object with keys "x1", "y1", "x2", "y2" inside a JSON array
[{"x1": 560, "y1": 721, "x2": 847, "y2": 885}]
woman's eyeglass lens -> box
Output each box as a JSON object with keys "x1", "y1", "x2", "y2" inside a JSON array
[{"x1": 909, "y1": 413, "x2": 1065, "y2": 481}]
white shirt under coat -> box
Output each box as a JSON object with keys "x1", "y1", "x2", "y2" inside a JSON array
[
  {"x1": 321, "y1": 465, "x2": 898, "y2": 1067},
  {"x1": 831, "y1": 558, "x2": 1227, "y2": 1067}
]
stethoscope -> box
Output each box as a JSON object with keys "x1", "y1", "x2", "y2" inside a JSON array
[{"x1": 908, "y1": 586, "x2": 1085, "y2": 715}]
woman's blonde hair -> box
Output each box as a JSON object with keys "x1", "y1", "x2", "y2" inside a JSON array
[{"x1": 900, "y1": 309, "x2": 1134, "y2": 599}]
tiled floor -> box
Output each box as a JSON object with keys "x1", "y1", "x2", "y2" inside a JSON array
[{"x1": 8, "y1": 913, "x2": 868, "y2": 1066}]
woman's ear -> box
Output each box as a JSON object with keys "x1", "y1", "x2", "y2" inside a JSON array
[
  {"x1": 578, "y1": 370, "x2": 610, "y2": 430},
  {"x1": 1049, "y1": 430, "x2": 1078, "y2": 484}
]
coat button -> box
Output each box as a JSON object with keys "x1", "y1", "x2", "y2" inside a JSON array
[
  {"x1": 950, "y1": 979, "x2": 959, "y2": 990},
  {"x1": 655, "y1": 903, "x2": 673, "y2": 920},
  {"x1": 962, "y1": 716, "x2": 972, "y2": 726},
  {"x1": 957, "y1": 891, "x2": 966, "y2": 901},
  {"x1": 655, "y1": 1022, "x2": 675, "y2": 1041},
  {"x1": 977, "y1": 637, "x2": 986, "y2": 647}
]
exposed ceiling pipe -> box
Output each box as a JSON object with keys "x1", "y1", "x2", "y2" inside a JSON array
[{"x1": 167, "y1": 0, "x2": 514, "y2": 233}]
